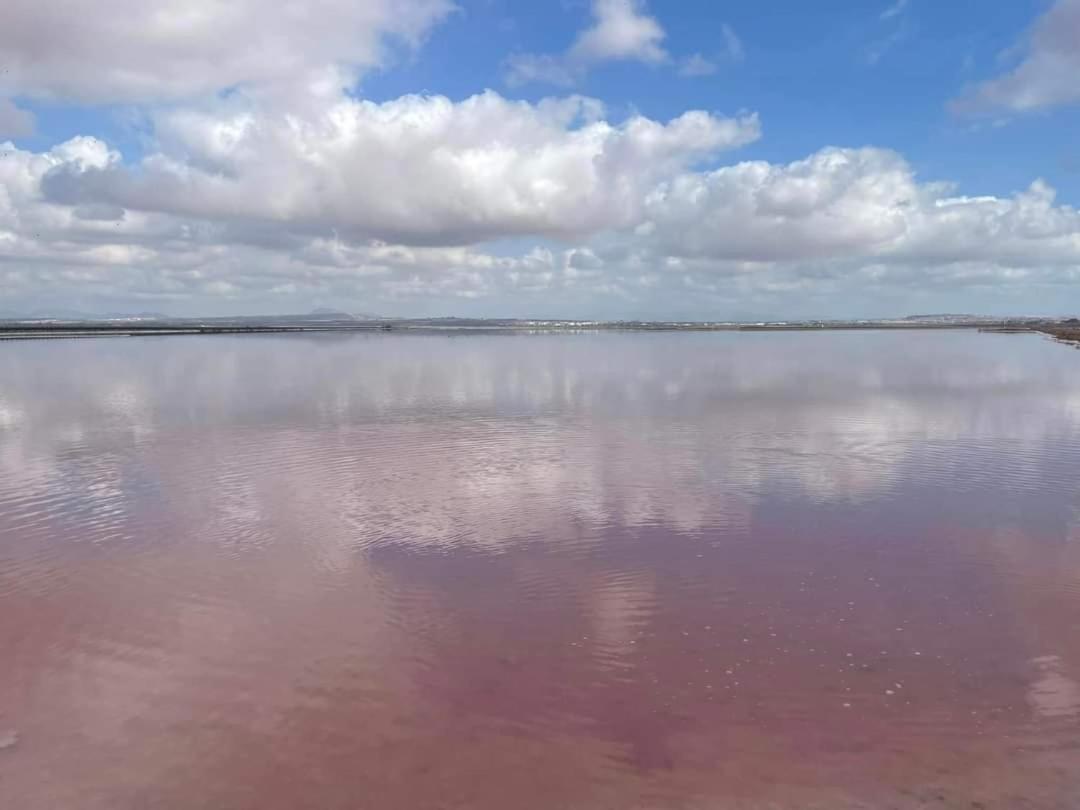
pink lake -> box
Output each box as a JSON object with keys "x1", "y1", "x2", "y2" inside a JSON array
[{"x1": 2, "y1": 330, "x2": 1080, "y2": 809}]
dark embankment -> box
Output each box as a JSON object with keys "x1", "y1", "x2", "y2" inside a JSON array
[{"x1": 1041, "y1": 324, "x2": 1080, "y2": 346}]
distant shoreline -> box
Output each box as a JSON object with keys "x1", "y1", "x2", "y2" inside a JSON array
[
  {"x1": 0, "y1": 322, "x2": 394, "y2": 341},
  {"x1": 1036, "y1": 324, "x2": 1080, "y2": 348},
  {"x1": 1, "y1": 317, "x2": 1072, "y2": 341}
]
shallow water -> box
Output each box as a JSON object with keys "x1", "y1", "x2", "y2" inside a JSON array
[{"x1": 2, "y1": 330, "x2": 1080, "y2": 809}]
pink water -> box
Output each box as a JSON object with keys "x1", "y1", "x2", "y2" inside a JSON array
[{"x1": 2, "y1": 331, "x2": 1080, "y2": 808}]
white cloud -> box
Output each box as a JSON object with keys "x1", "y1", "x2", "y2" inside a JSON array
[
  {"x1": 0, "y1": 0, "x2": 455, "y2": 103},
  {"x1": 1, "y1": 0, "x2": 1077, "y2": 318},
  {"x1": 0, "y1": 139, "x2": 572, "y2": 310},
  {"x1": 0, "y1": 99, "x2": 34, "y2": 138},
  {"x1": 953, "y1": 0, "x2": 1080, "y2": 113},
  {"x1": 638, "y1": 147, "x2": 1080, "y2": 267},
  {"x1": 506, "y1": 0, "x2": 667, "y2": 86},
  {"x1": 569, "y1": 0, "x2": 668, "y2": 65},
  {"x1": 0, "y1": 93, "x2": 758, "y2": 311},
  {"x1": 640, "y1": 148, "x2": 918, "y2": 261},
  {"x1": 39, "y1": 92, "x2": 760, "y2": 246},
  {"x1": 3, "y1": 103, "x2": 1080, "y2": 317}
]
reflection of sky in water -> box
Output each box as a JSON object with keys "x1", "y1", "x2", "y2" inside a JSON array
[
  {"x1": 4, "y1": 331, "x2": 1080, "y2": 808},
  {"x1": 3, "y1": 331, "x2": 1080, "y2": 551}
]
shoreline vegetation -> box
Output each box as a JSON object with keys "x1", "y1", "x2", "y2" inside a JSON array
[
  {"x1": 1037, "y1": 323, "x2": 1080, "y2": 347},
  {"x1": 1, "y1": 313, "x2": 1078, "y2": 343}
]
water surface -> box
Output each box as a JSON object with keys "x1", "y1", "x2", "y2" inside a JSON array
[{"x1": 2, "y1": 330, "x2": 1080, "y2": 808}]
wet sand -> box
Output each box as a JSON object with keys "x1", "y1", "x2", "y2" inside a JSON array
[{"x1": 2, "y1": 330, "x2": 1080, "y2": 808}]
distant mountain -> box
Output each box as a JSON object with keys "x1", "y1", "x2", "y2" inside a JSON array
[
  {"x1": 301, "y1": 308, "x2": 357, "y2": 321},
  {"x1": 247, "y1": 308, "x2": 383, "y2": 321},
  {"x1": 306, "y1": 307, "x2": 356, "y2": 320},
  {"x1": 263, "y1": 309, "x2": 384, "y2": 322},
  {"x1": 313, "y1": 309, "x2": 385, "y2": 320}
]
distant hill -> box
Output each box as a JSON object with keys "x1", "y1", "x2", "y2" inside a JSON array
[
  {"x1": 308, "y1": 307, "x2": 379, "y2": 320},
  {"x1": 309, "y1": 308, "x2": 383, "y2": 321},
  {"x1": 261, "y1": 309, "x2": 385, "y2": 323},
  {"x1": 297, "y1": 308, "x2": 357, "y2": 321}
]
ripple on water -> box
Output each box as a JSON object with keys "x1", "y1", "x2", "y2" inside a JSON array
[{"x1": 2, "y1": 331, "x2": 1080, "y2": 808}]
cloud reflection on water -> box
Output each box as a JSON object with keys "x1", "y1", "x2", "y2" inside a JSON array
[{"x1": 4, "y1": 331, "x2": 1080, "y2": 807}]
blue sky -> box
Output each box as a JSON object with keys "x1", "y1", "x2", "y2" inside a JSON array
[
  {"x1": 2, "y1": 0, "x2": 1080, "y2": 318},
  {"x1": 363, "y1": 0, "x2": 1079, "y2": 199}
]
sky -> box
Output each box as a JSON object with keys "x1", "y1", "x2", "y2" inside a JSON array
[{"x1": 1, "y1": 0, "x2": 1080, "y2": 320}]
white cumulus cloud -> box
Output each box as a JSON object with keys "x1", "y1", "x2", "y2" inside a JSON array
[
  {"x1": 637, "y1": 147, "x2": 1080, "y2": 268},
  {"x1": 0, "y1": 0, "x2": 456, "y2": 103},
  {"x1": 39, "y1": 92, "x2": 760, "y2": 246},
  {"x1": 5, "y1": 123, "x2": 1080, "y2": 318}
]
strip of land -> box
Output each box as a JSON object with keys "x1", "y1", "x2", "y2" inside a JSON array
[
  {"x1": 1, "y1": 314, "x2": 1077, "y2": 341},
  {"x1": 1037, "y1": 324, "x2": 1080, "y2": 346}
]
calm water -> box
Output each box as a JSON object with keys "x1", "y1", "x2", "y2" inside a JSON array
[{"x1": 3, "y1": 330, "x2": 1080, "y2": 809}]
